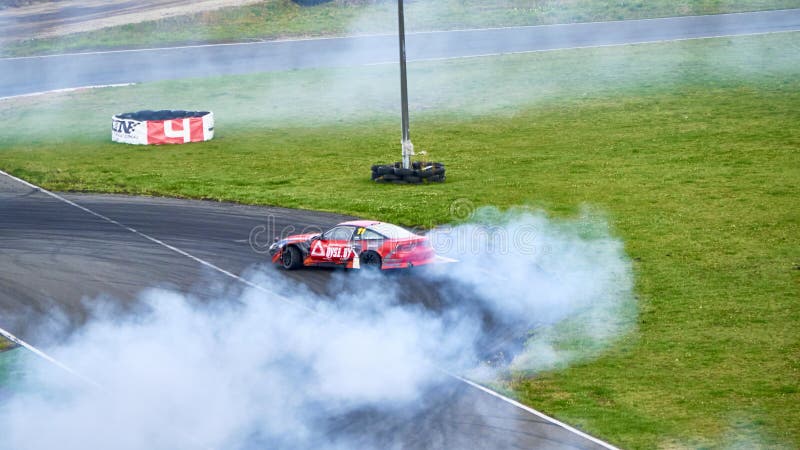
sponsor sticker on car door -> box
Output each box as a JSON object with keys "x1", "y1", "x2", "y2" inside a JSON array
[{"x1": 310, "y1": 238, "x2": 353, "y2": 264}]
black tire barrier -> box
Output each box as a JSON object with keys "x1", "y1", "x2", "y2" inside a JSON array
[
  {"x1": 373, "y1": 166, "x2": 394, "y2": 176},
  {"x1": 371, "y1": 162, "x2": 446, "y2": 184},
  {"x1": 417, "y1": 167, "x2": 444, "y2": 178},
  {"x1": 292, "y1": 0, "x2": 333, "y2": 5},
  {"x1": 116, "y1": 110, "x2": 210, "y2": 121}
]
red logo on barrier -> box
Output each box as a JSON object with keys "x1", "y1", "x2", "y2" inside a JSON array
[{"x1": 147, "y1": 118, "x2": 205, "y2": 145}]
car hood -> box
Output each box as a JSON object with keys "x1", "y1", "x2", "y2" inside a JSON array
[{"x1": 282, "y1": 233, "x2": 320, "y2": 243}]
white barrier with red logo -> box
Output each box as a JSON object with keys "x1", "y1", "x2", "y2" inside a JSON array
[{"x1": 112, "y1": 111, "x2": 214, "y2": 145}]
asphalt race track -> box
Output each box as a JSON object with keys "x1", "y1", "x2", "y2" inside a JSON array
[
  {"x1": 0, "y1": 174, "x2": 610, "y2": 449},
  {"x1": 1, "y1": 9, "x2": 800, "y2": 97}
]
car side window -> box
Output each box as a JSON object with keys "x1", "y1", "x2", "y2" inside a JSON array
[
  {"x1": 323, "y1": 226, "x2": 354, "y2": 241},
  {"x1": 352, "y1": 227, "x2": 384, "y2": 241},
  {"x1": 361, "y1": 229, "x2": 384, "y2": 240}
]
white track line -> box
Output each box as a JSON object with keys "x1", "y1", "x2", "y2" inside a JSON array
[
  {"x1": 0, "y1": 169, "x2": 315, "y2": 314},
  {"x1": 0, "y1": 169, "x2": 618, "y2": 449},
  {"x1": 0, "y1": 326, "x2": 102, "y2": 389},
  {"x1": 6, "y1": 29, "x2": 795, "y2": 103},
  {"x1": 5, "y1": 29, "x2": 796, "y2": 103},
  {"x1": 452, "y1": 373, "x2": 620, "y2": 450},
  {"x1": 2, "y1": 8, "x2": 797, "y2": 61},
  {"x1": 0, "y1": 83, "x2": 135, "y2": 101},
  {"x1": 363, "y1": 29, "x2": 800, "y2": 67}
]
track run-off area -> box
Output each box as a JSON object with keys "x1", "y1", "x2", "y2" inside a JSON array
[{"x1": 1, "y1": 9, "x2": 800, "y2": 98}]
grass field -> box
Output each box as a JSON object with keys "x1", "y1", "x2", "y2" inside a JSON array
[
  {"x1": 2, "y1": 0, "x2": 800, "y2": 56},
  {"x1": 1, "y1": 32, "x2": 799, "y2": 448},
  {"x1": 0, "y1": 350, "x2": 12, "y2": 386},
  {"x1": 0, "y1": 348, "x2": 31, "y2": 394}
]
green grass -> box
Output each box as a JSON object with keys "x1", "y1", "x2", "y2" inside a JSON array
[
  {"x1": 0, "y1": 338, "x2": 13, "y2": 352},
  {"x1": 1, "y1": 32, "x2": 799, "y2": 448},
  {"x1": 0, "y1": 350, "x2": 12, "y2": 386},
  {"x1": 0, "y1": 347, "x2": 33, "y2": 394},
  {"x1": 0, "y1": 337, "x2": 18, "y2": 386},
  {"x1": 2, "y1": 0, "x2": 800, "y2": 56}
]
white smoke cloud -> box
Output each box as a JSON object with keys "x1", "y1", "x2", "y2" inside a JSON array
[
  {"x1": 427, "y1": 206, "x2": 636, "y2": 374},
  {"x1": 0, "y1": 208, "x2": 635, "y2": 449}
]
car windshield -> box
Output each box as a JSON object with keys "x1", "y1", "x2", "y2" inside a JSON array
[
  {"x1": 323, "y1": 226, "x2": 354, "y2": 241},
  {"x1": 368, "y1": 223, "x2": 416, "y2": 239}
]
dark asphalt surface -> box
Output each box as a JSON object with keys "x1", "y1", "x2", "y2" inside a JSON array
[
  {"x1": 0, "y1": 0, "x2": 215, "y2": 40},
  {"x1": 2, "y1": 1, "x2": 141, "y2": 29},
  {"x1": 1, "y1": 8, "x2": 800, "y2": 97},
  {"x1": 0, "y1": 174, "x2": 608, "y2": 449}
]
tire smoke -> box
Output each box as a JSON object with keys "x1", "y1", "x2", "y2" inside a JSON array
[{"x1": 0, "y1": 208, "x2": 635, "y2": 449}]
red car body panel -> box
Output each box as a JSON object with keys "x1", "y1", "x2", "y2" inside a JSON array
[{"x1": 269, "y1": 221, "x2": 437, "y2": 270}]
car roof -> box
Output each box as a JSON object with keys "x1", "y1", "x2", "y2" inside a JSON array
[{"x1": 338, "y1": 220, "x2": 383, "y2": 227}]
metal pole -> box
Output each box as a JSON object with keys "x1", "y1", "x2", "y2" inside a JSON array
[{"x1": 398, "y1": 0, "x2": 412, "y2": 169}]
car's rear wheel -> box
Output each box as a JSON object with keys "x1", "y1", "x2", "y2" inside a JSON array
[
  {"x1": 360, "y1": 251, "x2": 382, "y2": 270},
  {"x1": 281, "y1": 246, "x2": 303, "y2": 270}
]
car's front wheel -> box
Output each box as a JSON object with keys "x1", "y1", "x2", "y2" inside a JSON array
[
  {"x1": 360, "y1": 251, "x2": 382, "y2": 270},
  {"x1": 281, "y1": 246, "x2": 303, "y2": 270}
]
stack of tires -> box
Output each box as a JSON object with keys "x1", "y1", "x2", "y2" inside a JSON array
[{"x1": 372, "y1": 162, "x2": 446, "y2": 184}]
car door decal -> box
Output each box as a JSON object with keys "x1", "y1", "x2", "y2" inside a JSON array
[
  {"x1": 311, "y1": 240, "x2": 325, "y2": 257},
  {"x1": 324, "y1": 243, "x2": 352, "y2": 260}
]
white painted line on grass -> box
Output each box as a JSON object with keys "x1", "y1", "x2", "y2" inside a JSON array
[
  {"x1": 0, "y1": 83, "x2": 136, "y2": 101},
  {"x1": 0, "y1": 169, "x2": 617, "y2": 448},
  {"x1": 0, "y1": 325, "x2": 102, "y2": 389}
]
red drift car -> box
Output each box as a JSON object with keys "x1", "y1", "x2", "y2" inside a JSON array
[{"x1": 269, "y1": 220, "x2": 440, "y2": 270}]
